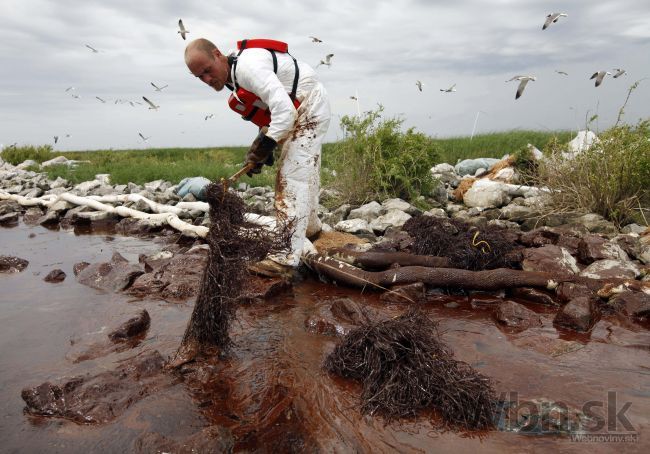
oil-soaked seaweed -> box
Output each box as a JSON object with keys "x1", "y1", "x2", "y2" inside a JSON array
[
  {"x1": 324, "y1": 310, "x2": 497, "y2": 429},
  {"x1": 180, "y1": 183, "x2": 289, "y2": 351},
  {"x1": 402, "y1": 216, "x2": 521, "y2": 270}
]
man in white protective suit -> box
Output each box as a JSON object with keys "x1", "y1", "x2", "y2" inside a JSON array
[{"x1": 184, "y1": 38, "x2": 330, "y2": 278}]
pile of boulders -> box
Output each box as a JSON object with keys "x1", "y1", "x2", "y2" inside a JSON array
[{"x1": 2, "y1": 133, "x2": 649, "y2": 333}]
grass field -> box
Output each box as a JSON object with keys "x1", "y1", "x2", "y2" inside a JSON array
[{"x1": 4, "y1": 129, "x2": 573, "y2": 186}]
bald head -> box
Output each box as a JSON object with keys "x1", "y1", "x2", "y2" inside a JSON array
[
  {"x1": 185, "y1": 38, "x2": 231, "y2": 92},
  {"x1": 184, "y1": 38, "x2": 218, "y2": 66}
]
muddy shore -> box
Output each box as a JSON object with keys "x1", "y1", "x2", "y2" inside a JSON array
[{"x1": 1, "y1": 219, "x2": 650, "y2": 453}]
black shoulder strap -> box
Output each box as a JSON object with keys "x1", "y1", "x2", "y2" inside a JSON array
[{"x1": 289, "y1": 53, "x2": 299, "y2": 100}]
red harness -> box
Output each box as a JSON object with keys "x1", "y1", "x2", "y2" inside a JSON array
[{"x1": 226, "y1": 39, "x2": 300, "y2": 128}]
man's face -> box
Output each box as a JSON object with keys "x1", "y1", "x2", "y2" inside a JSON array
[{"x1": 187, "y1": 49, "x2": 229, "y2": 92}]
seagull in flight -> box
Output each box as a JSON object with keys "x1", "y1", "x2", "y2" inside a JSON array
[
  {"x1": 65, "y1": 86, "x2": 75, "y2": 92},
  {"x1": 178, "y1": 19, "x2": 189, "y2": 40},
  {"x1": 506, "y1": 75, "x2": 536, "y2": 99},
  {"x1": 95, "y1": 96, "x2": 106, "y2": 103},
  {"x1": 142, "y1": 96, "x2": 159, "y2": 110},
  {"x1": 612, "y1": 68, "x2": 627, "y2": 78},
  {"x1": 85, "y1": 44, "x2": 99, "y2": 53},
  {"x1": 151, "y1": 82, "x2": 168, "y2": 91},
  {"x1": 53, "y1": 136, "x2": 59, "y2": 144},
  {"x1": 590, "y1": 71, "x2": 611, "y2": 87},
  {"x1": 415, "y1": 80, "x2": 423, "y2": 92},
  {"x1": 317, "y1": 54, "x2": 334, "y2": 67},
  {"x1": 349, "y1": 95, "x2": 358, "y2": 101},
  {"x1": 543, "y1": 13, "x2": 567, "y2": 30},
  {"x1": 71, "y1": 94, "x2": 81, "y2": 99},
  {"x1": 440, "y1": 83, "x2": 456, "y2": 93},
  {"x1": 204, "y1": 113, "x2": 214, "y2": 120},
  {"x1": 309, "y1": 36, "x2": 323, "y2": 43},
  {"x1": 138, "y1": 133, "x2": 150, "y2": 142},
  {"x1": 555, "y1": 70, "x2": 569, "y2": 76}
]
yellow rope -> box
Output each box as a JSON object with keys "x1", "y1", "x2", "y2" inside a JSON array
[{"x1": 471, "y1": 230, "x2": 491, "y2": 254}]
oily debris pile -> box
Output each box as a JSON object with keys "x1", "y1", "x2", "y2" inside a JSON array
[
  {"x1": 324, "y1": 310, "x2": 497, "y2": 429},
  {"x1": 179, "y1": 182, "x2": 289, "y2": 352},
  {"x1": 402, "y1": 216, "x2": 521, "y2": 271}
]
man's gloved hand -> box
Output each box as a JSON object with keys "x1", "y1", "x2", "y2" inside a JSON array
[{"x1": 245, "y1": 130, "x2": 277, "y2": 177}]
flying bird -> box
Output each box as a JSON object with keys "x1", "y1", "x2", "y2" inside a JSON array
[
  {"x1": 590, "y1": 71, "x2": 612, "y2": 87},
  {"x1": 317, "y1": 54, "x2": 334, "y2": 67},
  {"x1": 71, "y1": 94, "x2": 81, "y2": 99},
  {"x1": 309, "y1": 36, "x2": 323, "y2": 43},
  {"x1": 415, "y1": 80, "x2": 423, "y2": 92},
  {"x1": 95, "y1": 96, "x2": 106, "y2": 103},
  {"x1": 53, "y1": 136, "x2": 59, "y2": 144},
  {"x1": 506, "y1": 75, "x2": 536, "y2": 99},
  {"x1": 204, "y1": 113, "x2": 214, "y2": 120},
  {"x1": 151, "y1": 82, "x2": 168, "y2": 91},
  {"x1": 349, "y1": 95, "x2": 358, "y2": 101},
  {"x1": 142, "y1": 96, "x2": 159, "y2": 110},
  {"x1": 555, "y1": 70, "x2": 569, "y2": 76},
  {"x1": 440, "y1": 83, "x2": 456, "y2": 93},
  {"x1": 65, "y1": 86, "x2": 75, "y2": 92},
  {"x1": 613, "y1": 68, "x2": 627, "y2": 78},
  {"x1": 543, "y1": 13, "x2": 567, "y2": 30},
  {"x1": 85, "y1": 44, "x2": 99, "y2": 53},
  {"x1": 178, "y1": 19, "x2": 189, "y2": 40},
  {"x1": 138, "y1": 133, "x2": 150, "y2": 142}
]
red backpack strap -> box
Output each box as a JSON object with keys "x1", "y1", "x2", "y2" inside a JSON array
[{"x1": 237, "y1": 39, "x2": 288, "y2": 53}]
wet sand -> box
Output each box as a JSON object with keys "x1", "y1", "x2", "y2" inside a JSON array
[{"x1": 1, "y1": 221, "x2": 649, "y2": 452}]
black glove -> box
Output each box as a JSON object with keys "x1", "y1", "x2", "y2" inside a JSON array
[{"x1": 245, "y1": 131, "x2": 277, "y2": 177}]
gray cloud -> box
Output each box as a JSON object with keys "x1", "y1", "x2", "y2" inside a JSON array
[{"x1": 0, "y1": 0, "x2": 648, "y2": 151}]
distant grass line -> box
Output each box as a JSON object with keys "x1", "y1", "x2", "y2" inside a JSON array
[
  {"x1": 430, "y1": 130, "x2": 574, "y2": 164},
  {"x1": 7, "y1": 130, "x2": 573, "y2": 186}
]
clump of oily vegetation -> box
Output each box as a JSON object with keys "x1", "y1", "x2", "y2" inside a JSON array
[
  {"x1": 403, "y1": 216, "x2": 521, "y2": 271},
  {"x1": 322, "y1": 106, "x2": 439, "y2": 206},
  {"x1": 535, "y1": 119, "x2": 650, "y2": 227},
  {"x1": 324, "y1": 310, "x2": 497, "y2": 429}
]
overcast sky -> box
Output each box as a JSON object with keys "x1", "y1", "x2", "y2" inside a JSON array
[{"x1": 1, "y1": 0, "x2": 648, "y2": 151}]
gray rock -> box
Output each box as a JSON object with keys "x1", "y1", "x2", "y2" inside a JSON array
[
  {"x1": 16, "y1": 160, "x2": 38, "y2": 170},
  {"x1": 579, "y1": 259, "x2": 640, "y2": 280},
  {"x1": 335, "y1": 219, "x2": 374, "y2": 235},
  {"x1": 108, "y1": 309, "x2": 151, "y2": 342},
  {"x1": 348, "y1": 201, "x2": 382, "y2": 223},
  {"x1": 554, "y1": 297, "x2": 598, "y2": 332},
  {"x1": 381, "y1": 198, "x2": 419, "y2": 215},
  {"x1": 424, "y1": 208, "x2": 447, "y2": 218},
  {"x1": 500, "y1": 204, "x2": 536, "y2": 222},
  {"x1": 369, "y1": 209, "x2": 412, "y2": 234},
  {"x1": 621, "y1": 223, "x2": 647, "y2": 234},
  {"x1": 522, "y1": 245, "x2": 580, "y2": 275},
  {"x1": 75, "y1": 252, "x2": 144, "y2": 292},
  {"x1": 320, "y1": 204, "x2": 350, "y2": 226},
  {"x1": 40, "y1": 156, "x2": 70, "y2": 168},
  {"x1": 0, "y1": 256, "x2": 29, "y2": 273},
  {"x1": 571, "y1": 213, "x2": 618, "y2": 234},
  {"x1": 495, "y1": 300, "x2": 542, "y2": 331},
  {"x1": 49, "y1": 176, "x2": 69, "y2": 189},
  {"x1": 247, "y1": 186, "x2": 267, "y2": 196}
]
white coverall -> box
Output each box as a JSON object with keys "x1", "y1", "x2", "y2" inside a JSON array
[{"x1": 232, "y1": 47, "x2": 331, "y2": 267}]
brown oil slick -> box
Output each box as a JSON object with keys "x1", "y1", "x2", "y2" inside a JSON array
[{"x1": 2, "y1": 221, "x2": 650, "y2": 453}]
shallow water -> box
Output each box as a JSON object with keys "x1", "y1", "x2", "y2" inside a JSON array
[{"x1": 1, "y1": 222, "x2": 649, "y2": 452}]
